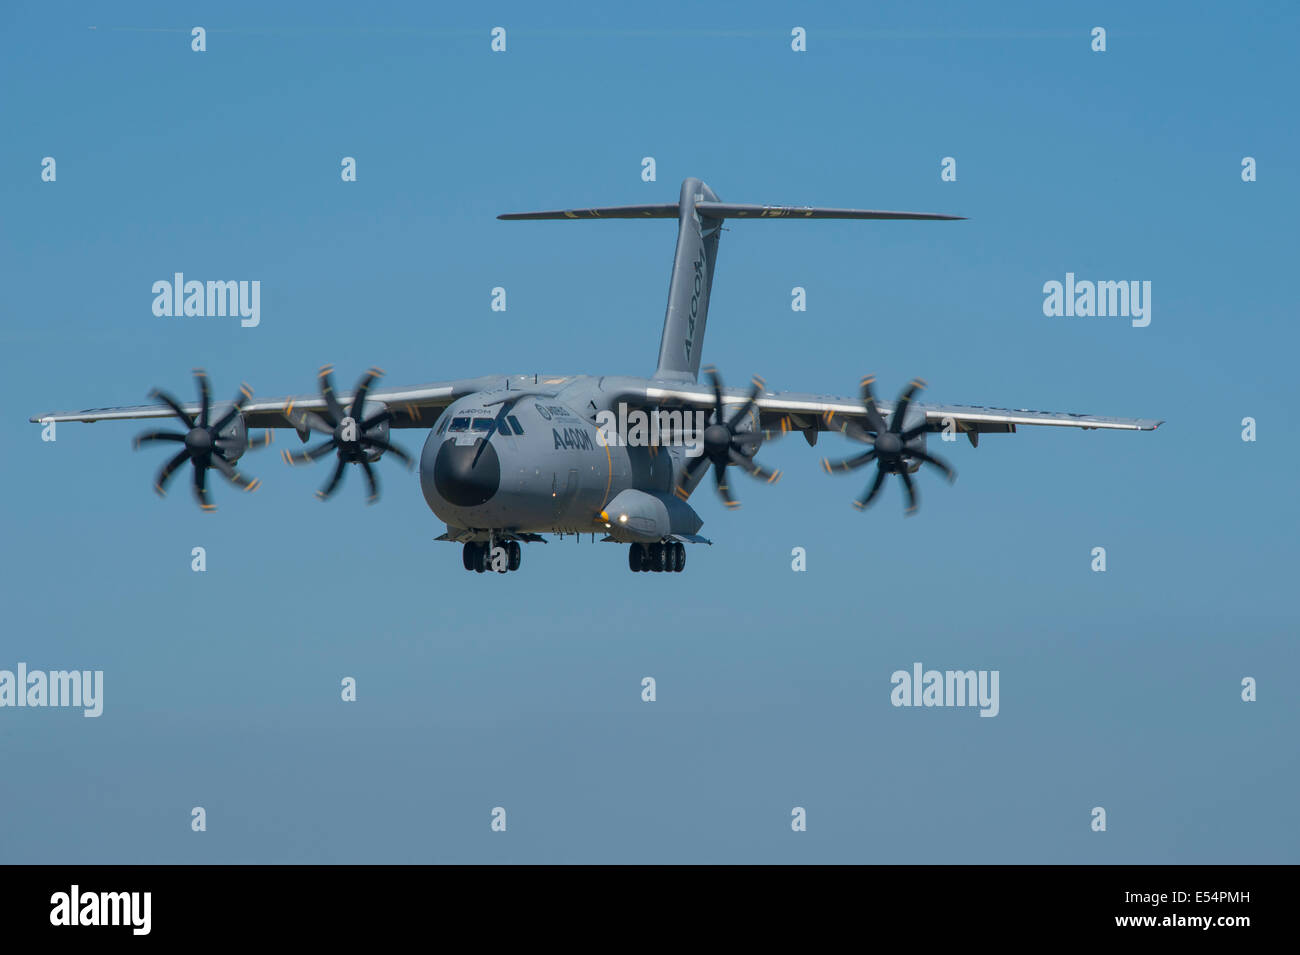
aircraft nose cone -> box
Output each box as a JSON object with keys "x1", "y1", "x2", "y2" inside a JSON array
[{"x1": 433, "y1": 438, "x2": 500, "y2": 507}]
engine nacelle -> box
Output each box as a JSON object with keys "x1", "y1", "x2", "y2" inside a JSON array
[
  {"x1": 900, "y1": 403, "x2": 928, "y2": 473},
  {"x1": 212, "y1": 406, "x2": 249, "y2": 462},
  {"x1": 354, "y1": 400, "x2": 390, "y2": 461},
  {"x1": 601, "y1": 488, "x2": 702, "y2": 543}
]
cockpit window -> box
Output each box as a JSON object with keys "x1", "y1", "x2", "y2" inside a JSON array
[
  {"x1": 448, "y1": 417, "x2": 471, "y2": 432},
  {"x1": 471, "y1": 418, "x2": 494, "y2": 432},
  {"x1": 507, "y1": 415, "x2": 524, "y2": 435}
]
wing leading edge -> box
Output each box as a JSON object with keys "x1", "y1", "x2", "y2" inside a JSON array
[
  {"x1": 638, "y1": 383, "x2": 1162, "y2": 434},
  {"x1": 28, "y1": 376, "x2": 502, "y2": 429}
]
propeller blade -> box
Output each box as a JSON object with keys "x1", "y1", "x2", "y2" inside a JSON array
[
  {"x1": 859, "y1": 377, "x2": 889, "y2": 434},
  {"x1": 891, "y1": 379, "x2": 926, "y2": 433},
  {"x1": 713, "y1": 460, "x2": 740, "y2": 509},
  {"x1": 194, "y1": 369, "x2": 211, "y2": 428},
  {"x1": 361, "y1": 459, "x2": 379, "y2": 504},
  {"x1": 289, "y1": 410, "x2": 336, "y2": 436},
  {"x1": 854, "y1": 468, "x2": 888, "y2": 510},
  {"x1": 362, "y1": 436, "x2": 413, "y2": 468},
  {"x1": 211, "y1": 382, "x2": 255, "y2": 432},
  {"x1": 246, "y1": 430, "x2": 275, "y2": 449},
  {"x1": 316, "y1": 458, "x2": 347, "y2": 500},
  {"x1": 762, "y1": 415, "x2": 794, "y2": 441},
  {"x1": 192, "y1": 459, "x2": 214, "y2": 511},
  {"x1": 726, "y1": 376, "x2": 764, "y2": 431},
  {"x1": 656, "y1": 423, "x2": 697, "y2": 446},
  {"x1": 900, "y1": 469, "x2": 919, "y2": 514},
  {"x1": 673, "y1": 451, "x2": 710, "y2": 499},
  {"x1": 705, "y1": 367, "x2": 725, "y2": 421},
  {"x1": 822, "y1": 410, "x2": 876, "y2": 445},
  {"x1": 728, "y1": 447, "x2": 780, "y2": 483},
  {"x1": 210, "y1": 453, "x2": 261, "y2": 491},
  {"x1": 350, "y1": 367, "x2": 384, "y2": 419},
  {"x1": 362, "y1": 410, "x2": 392, "y2": 430},
  {"x1": 154, "y1": 448, "x2": 191, "y2": 496},
  {"x1": 683, "y1": 451, "x2": 709, "y2": 479},
  {"x1": 910, "y1": 449, "x2": 956, "y2": 482},
  {"x1": 729, "y1": 431, "x2": 762, "y2": 455},
  {"x1": 317, "y1": 365, "x2": 345, "y2": 424},
  {"x1": 822, "y1": 448, "x2": 877, "y2": 473},
  {"x1": 149, "y1": 388, "x2": 195, "y2": 429},
  {"x1": 133, "y1": 431, "x2": 185, "y2": 449},
  {"x1": 282, "y1": 441, "x2": 336, "y2": 466}
]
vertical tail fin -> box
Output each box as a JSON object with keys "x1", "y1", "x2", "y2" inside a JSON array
[
  {"x1": 499, "y1": 180, "x2": 963, "y2": 383},
  {"x1": 655, "y1": 178, "x2": 721, "y2": 382}
]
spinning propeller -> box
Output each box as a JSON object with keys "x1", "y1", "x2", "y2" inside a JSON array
[
  {"x1": 281, "y1": 365, "x2": 412, "y2": 503},
  {"x1": 821, "y1": 377, "x2": 955, "y2": 514},
  {"x1": 133, "y1": 369, "x2": 268, "y2": 511},
  {"x1": 674, "y1": 367, "x2": 781, "y2": 509}
]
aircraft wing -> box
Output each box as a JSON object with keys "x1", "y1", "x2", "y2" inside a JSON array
[
  {"x1": 636, "y1": 381, "x2": 1163, "y2": 437},
  {"x1": 29, "y1": 375, "x2": 505, "y2": 429}
]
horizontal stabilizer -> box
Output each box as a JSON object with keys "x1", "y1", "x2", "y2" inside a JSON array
[
  {"x1": 499, "y1": 203, "x2": 963, "y2": 221},
  {"x1": 498, "y1": 178, "x2": 964, "y2": 384},
  {"x1": 498, "y1": 204, "x2": 679, "y2": 220},
  {"x1": 696, "y1": 202, "x2": 964, "y2": 221}
]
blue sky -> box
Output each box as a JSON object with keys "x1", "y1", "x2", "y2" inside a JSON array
[{"x1": 1, "y1": 0, "x2": 1296, "y2": 863}]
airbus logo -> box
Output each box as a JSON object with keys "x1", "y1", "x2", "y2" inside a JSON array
[{"x1": 683, "y1": 248, "x2": 706, "y2": 362}]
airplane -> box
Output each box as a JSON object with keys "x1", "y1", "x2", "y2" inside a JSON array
[{"x1": 30, "y1": 177, "x2": 1161, "y2": 574}]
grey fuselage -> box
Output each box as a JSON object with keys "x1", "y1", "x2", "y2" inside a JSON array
[{"x1": 418, "y1": 375, "x2": 746, "y2": 541}]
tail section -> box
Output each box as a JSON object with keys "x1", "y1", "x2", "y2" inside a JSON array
[
  {"x1": 657, "y1": 178, "x2": 721, "y2": 381},
  {"x1": 499, "y1": 179, "x2": 963, "y2": 383}
]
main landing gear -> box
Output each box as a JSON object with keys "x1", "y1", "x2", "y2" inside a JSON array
[
  {"x1": 629, "y1": 541, "x2": 686, "y2": 573},
  {"x1": 463, "y1": 540, "x2": 522, "y2": 573}
]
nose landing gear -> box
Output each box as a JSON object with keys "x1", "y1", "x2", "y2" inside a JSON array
[{"x1": 629, "y1": 541, "x2": 686, "y2": 573}]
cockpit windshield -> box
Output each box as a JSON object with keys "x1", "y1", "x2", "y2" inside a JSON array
[{"x1": 443, "y1": 414, "x2": 524, "y2": 437}]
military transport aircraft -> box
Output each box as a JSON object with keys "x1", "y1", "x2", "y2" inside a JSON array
[{"x1": 30, "y1": 177, "x2": 1161, "y2": 574}]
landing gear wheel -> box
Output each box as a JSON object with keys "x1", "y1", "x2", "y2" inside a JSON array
[
  {"x1": 475, "y1": 543, "x2": 489, "y2": 573},
  {"x1": 629, "y1": 542, "x2": 643, "y2": 572},
  {"x1": 507, "y1": 540, "x2": 521, "y2": 571},
  {"x1": 652, "y1": 543, "x2": 669, "y2": 572},
  {"x1": 462, "y1": 542, "x2": 476, "y2": 571},
  {"x1": 673, "y1": 542, "x2": 686, "y2": 572}
]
